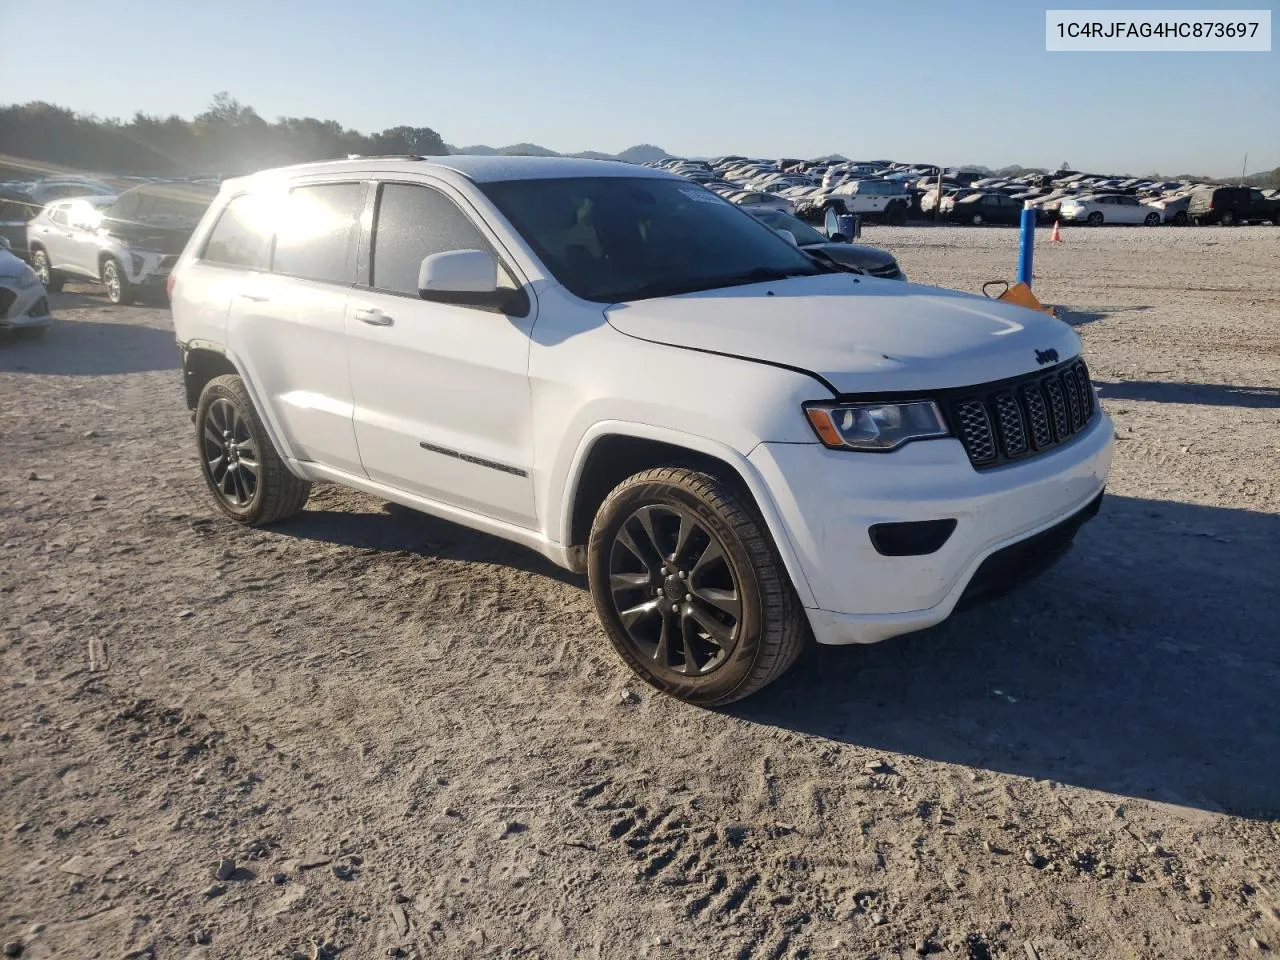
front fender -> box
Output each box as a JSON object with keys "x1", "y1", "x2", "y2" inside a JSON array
[{"x1": 556, "y1": 420, "x2": 819, "y2": 608}]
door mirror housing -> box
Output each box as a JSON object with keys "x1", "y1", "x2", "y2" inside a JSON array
[
  {"x1": 417, "y1": 248, "x2": 529, "y2": 315},
  {"x1": 775, "y1": 228, "x2": 798, "y2": 247},
  {"x1": 419, "y1": 249, "x2": 498, "y2": 296}
]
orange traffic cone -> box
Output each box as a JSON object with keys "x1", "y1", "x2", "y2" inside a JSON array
[{"x1": 1049, "y1": 220, "x2": 1063, "y2": 243}]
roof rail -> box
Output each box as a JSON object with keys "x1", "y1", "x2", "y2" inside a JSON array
[{"x1": 343, "y1": 154, "x2": 429, "y2": 162}]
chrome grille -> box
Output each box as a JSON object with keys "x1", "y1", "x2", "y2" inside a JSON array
[{"x1": 949, "y1": 361, "x2": 1096, "y2": 469}]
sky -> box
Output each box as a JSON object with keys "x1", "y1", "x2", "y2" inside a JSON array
[{"x1": 2, "y1": 0, "x2": 1276, "y2": 177}]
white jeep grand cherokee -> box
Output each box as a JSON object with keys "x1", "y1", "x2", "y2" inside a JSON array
[{"x1": 170, "y1": 156, "x2": 1112, "y2": 706}]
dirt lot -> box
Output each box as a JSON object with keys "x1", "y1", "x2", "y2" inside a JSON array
[{"x1": 2, "y1": 225, "x2": 1278, "y2": 960}]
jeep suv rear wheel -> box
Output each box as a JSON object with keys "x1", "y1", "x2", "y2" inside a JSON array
[
  {"x1": 195, "y1": 374, "x2": 311, "y2": 525},
  {"x1": 588, "y1": 466, "x2": 807, "y2": 706}
]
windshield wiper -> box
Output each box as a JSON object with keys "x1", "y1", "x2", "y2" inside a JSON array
[
  {"x1": 803, "y1": 247, "x2": 865, "y2": 274},
  {"x1": 717, "y1": 266, "x2": 814, "y2": 286}
]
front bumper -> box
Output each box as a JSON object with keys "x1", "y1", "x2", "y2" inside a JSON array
[
  {"x1": 125, "y1": 251, "x2": 178, "y2": 286},
  {"x1": 0, "y1": 283, "x2": 50, "y2": 326},
  {"x1": 749, "y1": 412, "x2": 1113, "y2": 644}
]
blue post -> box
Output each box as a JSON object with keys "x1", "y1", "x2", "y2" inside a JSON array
[{"x1": 1016, "y1": 201, "x2": 1036, "y2": 287}]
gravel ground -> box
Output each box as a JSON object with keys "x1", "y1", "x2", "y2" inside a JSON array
[{"x1": 2, "y1": 225, "x2": 1278, "y2": 960}]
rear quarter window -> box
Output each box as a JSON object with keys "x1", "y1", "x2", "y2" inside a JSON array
[{"x1": 201, "y1": 194, "x2": 271, "y2": 269}]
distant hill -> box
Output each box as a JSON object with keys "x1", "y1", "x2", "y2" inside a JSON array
[{"x1": 445, "y1": 142, "x2": 670, "y2": 163}]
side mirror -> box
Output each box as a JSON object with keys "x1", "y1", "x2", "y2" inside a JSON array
[
  {"x1": 417, "y1": 248, "x2": 528, "y2": 315},
  {"x1": 775, "y1": 228, "x2": 798, "y2": 247},
  {"x1": 0, "y1": 236, "x2": 10, "y2": 251},
  {"x1": 419, "y1": 249, "x2": 497, "y2": 296}
]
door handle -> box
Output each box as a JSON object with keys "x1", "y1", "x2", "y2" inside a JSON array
[
  {"x1": 353, "y1": 308, "x2": 394, "y2": 326},
  {"x1": 238, "y1": 292, "x2": 270, "y2": 302}
]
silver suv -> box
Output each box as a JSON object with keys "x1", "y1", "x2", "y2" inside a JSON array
[{"x1": 29, "y1": 183, "x2": 215, "y2": 305}]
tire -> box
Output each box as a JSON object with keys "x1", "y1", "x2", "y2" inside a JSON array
[
  {"x1": 1143, "y1": 212, "x2": 1161, "y2": 226},
  {"x1": 587, "y1": 466, "x2": 807, "y2": 707},
  {"x1": 1173, "y1": 210, "x2": 1189, "y2": 226},
  {"x1": 102, "y1": 257, "x2": 133, "y2": 305},
  {"x1": 886, "y1": 203, "x2": 907, "y2": 226},
  {"x1": 1220, "y1": 210, "x2": 1236, "y2": 226},
  {"x1": 1086, "y1": 211, "x2": 1104, "y2": 226},
  {"x1": 195, "y1": 374, "x2": 311, "y2": 525},
  {"x1": 31, "y1": 249, "x2": 65, "y2": 293},
  {"x1": 1272, "y1": 213, "x2": 1280, "y2": 227}
]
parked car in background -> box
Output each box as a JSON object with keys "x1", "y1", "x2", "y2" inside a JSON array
[
  {"x1": 1187, "y1": 186, "x2": 1280, "y2": 226},
  {"x1": 1059, "y1": 193, "x2": 1162, "y2": 226},
  {"x1": 820, "y1": 179, "x2": 910, "y2": 224},
  {"x1": 725, "y1": 191, "x2": 795, "y2": 215},
  {"x1": 28, "y1": 182, "x2": 215, "y2": 304},
  {"x1": 1146, "y1": 193, "x2": 1191, "y2": 225},
  {"x1": 746, "y1": 208, "x2": 906, "y2": 280},
  {"x1": 27, "y1": 177, "x2": 117, "y2": 205},
  {"x1": 0, "y1": 237, "x2": 51, "y2": 338},
  {"x1": 929, "y1": 187, "x2": 980, "y2": 217},
  {"x1": 947, "y1": 192, "x2": 1023, "y2": 225},
  {"x1": 0, "y1": 189, "x2": 41, "y2": 260}
]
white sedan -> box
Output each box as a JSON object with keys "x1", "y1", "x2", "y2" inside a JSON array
[
  {"x1": 726, "y1": 191, "x2": 796, "y2": 215},
  {"x1": 1059, "y1": 193, "x2": 1163, "y2": 226},
  {"x1": 0, "y1": 238, "x2": 51, "y2": 338}
]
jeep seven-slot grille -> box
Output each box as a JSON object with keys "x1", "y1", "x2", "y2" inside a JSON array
[{"x1": 949, "y1": 360, "x2": 1096, "y2": 468}]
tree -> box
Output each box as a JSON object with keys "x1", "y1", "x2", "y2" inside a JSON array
[{"x1": 0, "y1": 96, "x2": 452, "y2": 178}]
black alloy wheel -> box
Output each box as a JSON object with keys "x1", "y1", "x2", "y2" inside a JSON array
[
  {"x1": 202, "y1": 396, "x2": 260, "y2": 508},
  {"x1": 607, "y1": 502, "x2": 743, "y2": 677},
  {"x1": 194, "y1": 374, "x2": 311, "y2": 525},
  {"x1": 588, "y1": 467, "x2": 807, "y2": 706}
]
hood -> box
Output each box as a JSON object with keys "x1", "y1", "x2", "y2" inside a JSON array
[
  {"x1": 102, "y1": 218, "x2": 195, "y2": 255},
  {"x1": 806, "y1": 242, "x2": 897, "y2": 272},
  {"x1": 605, "y1": 273, "x2": 1082, "y2": 395}
]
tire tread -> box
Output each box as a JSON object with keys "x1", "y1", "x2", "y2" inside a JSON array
[
  {"x1": 199, "y1": 374, "x2": 311, "y2": 526},
  {"x1": 590, "y1": 466, "x2": 807, "y2": 706}
]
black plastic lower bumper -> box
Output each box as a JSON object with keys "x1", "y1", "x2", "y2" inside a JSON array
[{"x1": 955, "y1": 490, "x2": 1104, "y2": 612}]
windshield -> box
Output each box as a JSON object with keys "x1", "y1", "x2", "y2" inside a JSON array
[
  {"x1": 479, "y1": 176, "x2": 822, "y2": 302},
  {"x1": 748, "y1": 208, "x2": 828, "y2": 246}
]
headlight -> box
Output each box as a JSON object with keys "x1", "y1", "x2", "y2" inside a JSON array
[{"x1": 803, "y1": 400, "x2": 949, "y2": 451}]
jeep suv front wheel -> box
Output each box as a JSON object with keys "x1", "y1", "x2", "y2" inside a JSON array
[
  {"x1": 195, "y1": 374, "x2": 311, "y2": 525},
  {"x1": 587, "y1": 467, "x2": 807, "y2": 706}
]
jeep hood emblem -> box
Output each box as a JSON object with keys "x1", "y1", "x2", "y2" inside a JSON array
[{"x1": 1035, "y1": 348, "x2": 1059, "y2": 365}]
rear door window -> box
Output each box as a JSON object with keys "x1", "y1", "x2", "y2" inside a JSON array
[
  {"x1": 271, "y1": 182, "x2": 365, "y2": 284},
  {"x1": 202, "y1": 194, "x2": 271, "y2": 269}
]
